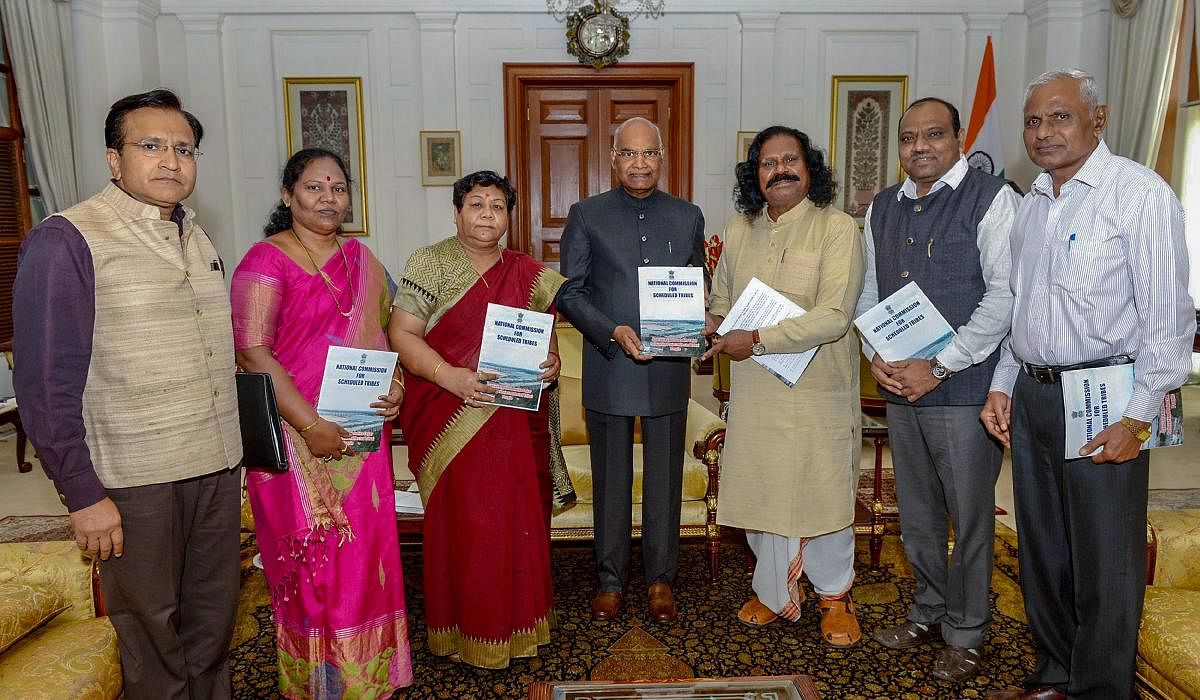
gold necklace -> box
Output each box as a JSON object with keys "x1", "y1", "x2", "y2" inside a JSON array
[{"x1": 290, "y1": 229, "x2": 354, "y2": 317}]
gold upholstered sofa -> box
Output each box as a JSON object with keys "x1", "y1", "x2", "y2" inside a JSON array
[
  {"x1": 550, "y1": 323, "x2": 727, "y2": 580},
  {"x1": 1137, "y1": 508, "x2": 1200, "y2": 699},
  {"x1": 0, "y1": 541, "x2": 121, "y2": 699}
]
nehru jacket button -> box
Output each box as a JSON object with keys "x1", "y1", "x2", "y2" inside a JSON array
[
  {"x1": 195, "y1": 309, "x2": 202, "y2": 315},
  {"x1": 213, "y1": 390, "x2": 219, "y2": 397},
  {"x1": 638, "y1": 213, "x2": 645, "y2": 220},
  {"x1": 906, "y1": 237, "x2": 914, "y2": 245},
  {"x1": 900, "y1": 271, "x2": 910, "y2": 278},
  {"x1": 641, "y1": 236, "x2": 647, "y2": 242},
  {"x1": 913, "y1": 204, "x2": 923, "y2": 213},
  {"x1": 643, "y1": 258, "x2": 650, "y2": 264}
]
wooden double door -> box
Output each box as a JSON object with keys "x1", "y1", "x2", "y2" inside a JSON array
[{"x1": 504, "y1": 63, "x2": 694, "y2": 268}]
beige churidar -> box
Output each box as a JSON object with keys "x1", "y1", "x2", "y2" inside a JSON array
[
  {"x1": 59, "y1": 183, "x2": 241, "y2": 488},
  {"x1": 709, "y1": 198, "x2": 865, "y2": 538}
]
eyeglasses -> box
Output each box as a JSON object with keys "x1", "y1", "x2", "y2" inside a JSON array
[
  {"x1": 124, "y1": 140, "x2": 203, "y2": 161},
  {"x1": 613, "y1": 148, "x2": 664, "y2": 161},
  {"x1": 758, "y1": 154, "x2": 801, "y2": 171}
]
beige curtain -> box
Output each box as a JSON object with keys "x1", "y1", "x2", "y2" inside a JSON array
[
  {"x1": 0, "y1": 0, "x2": 78, "y2": 211},
  {"x1": 1107, "y1": 0, "x2": 1185, "y2": 166}
]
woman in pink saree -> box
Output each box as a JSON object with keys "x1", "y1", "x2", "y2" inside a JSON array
[{"x1": 231, "y1": 148, "x2": 412, "y2": 698}]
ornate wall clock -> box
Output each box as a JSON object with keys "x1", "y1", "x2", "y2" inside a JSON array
[{"x1": 566, "y1": 3, "x2": 631, "y2": 69}]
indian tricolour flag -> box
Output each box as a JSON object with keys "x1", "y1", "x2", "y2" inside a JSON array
[{"x1": 964, "y1": 36, "x2": 1005, "y2": 179}]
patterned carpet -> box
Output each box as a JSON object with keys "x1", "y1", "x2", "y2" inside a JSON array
[{"x1": 230, "y1": 528, "x2": 1036, "y2": 699}]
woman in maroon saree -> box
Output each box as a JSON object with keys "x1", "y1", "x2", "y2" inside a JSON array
[{"x1": 390, "y1": 171, "x2": 564, "y2": 669}]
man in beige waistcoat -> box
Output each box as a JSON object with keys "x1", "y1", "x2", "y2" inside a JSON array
[
  {"x1": 702, "y1": 125, "x2": 865, "y2": 645},
  {"x1": 13, "y1": 89, "x2": 242, "y2": 699}
]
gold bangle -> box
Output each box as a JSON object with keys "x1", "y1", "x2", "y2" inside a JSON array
[
  {"x1": 391, "y1": 377, "x2": 405, "y2": 388},
  {"x1": 431, "y1": 360, "x2": 446, "y2": 381},
  {"x1": 297, "y1": 417, "x2": 321, "y2": 433}
]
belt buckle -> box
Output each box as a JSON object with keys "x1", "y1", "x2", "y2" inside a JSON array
[{"x1": 1025, "y1": 363, "x2": 1056, "y2": 383}]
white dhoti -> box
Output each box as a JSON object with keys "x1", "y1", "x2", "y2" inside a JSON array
[{"x1": 746, "y1": 526, "x2": 855, "y2": 621}]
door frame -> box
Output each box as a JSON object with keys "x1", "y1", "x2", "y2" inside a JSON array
[{"x1": 502, "y1": 62, "x2": 695, "y2": 257}]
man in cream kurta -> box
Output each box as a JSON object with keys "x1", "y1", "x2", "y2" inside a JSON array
[{"x1": 704, "y1": 126, "x2": 865, "y2": 646}]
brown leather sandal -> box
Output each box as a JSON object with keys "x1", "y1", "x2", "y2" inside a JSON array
[
  {"x1": 817, "y1": 595, "x2": 861, "y2": 647},
  {"x1": 736, "y1": 597, "x2": 779, "y2": 627}
]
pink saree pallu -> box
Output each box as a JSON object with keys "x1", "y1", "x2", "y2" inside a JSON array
[
  {"x1": 232, "y1": 239, "x2": 413, "y2": 698},
  {"x1": 397, "y1": 238, "x2": 563, "y2": 669}
]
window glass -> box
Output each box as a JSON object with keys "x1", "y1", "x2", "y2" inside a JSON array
[
  {"x1": 1175, "y1": 103, "x2": 1200, "y2": 307},
  {"x1": 0, "y1": 77, "x2": 10, "y2": 129}
]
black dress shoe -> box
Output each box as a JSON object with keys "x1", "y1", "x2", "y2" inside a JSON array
[
  {"x1": 871, "y1": 621, "x2": 942, "y2": 649},
  {"x1": 931, "y1": 646, "x2": 981, "y2": 682}
]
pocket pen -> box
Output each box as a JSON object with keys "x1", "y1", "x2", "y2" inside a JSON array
[{"x1": 1068, "y1": 233, "x2": 1076, "y2": 250}]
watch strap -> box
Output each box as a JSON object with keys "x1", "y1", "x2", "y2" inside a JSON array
[
  {"x1": 1119, "y1": 417, "x2": 1152, "y2": 442},
  {"x1": 752, "y1": 329, "x2": 760, "y2": 345}
]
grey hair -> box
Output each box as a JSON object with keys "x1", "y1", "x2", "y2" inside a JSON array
[
  {"x1": 1024, "y1": 69, "x2": 1101, "y2": 115},
  {"x1": 612, "y1": 117, "x2": 664, "y2": 149}
]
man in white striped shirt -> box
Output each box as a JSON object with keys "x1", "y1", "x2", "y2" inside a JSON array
[{"x1": 983, "y1": 70, "x2": 1195, "y2": 700}]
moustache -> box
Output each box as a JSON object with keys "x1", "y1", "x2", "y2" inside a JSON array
[{"x1": 767, "y1": 173, "x2": 801, "y2": 189}]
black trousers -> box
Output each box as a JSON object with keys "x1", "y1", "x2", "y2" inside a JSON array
[
  {"x1": 1011, "y1": 372, "x2": 1147, "y2": 699},
  {"x1": 99, "y1": 466, "x2": 241, "y2": 700},
  {"x1": 586, "y1": 408, "x2": 687, "y2": 591}
]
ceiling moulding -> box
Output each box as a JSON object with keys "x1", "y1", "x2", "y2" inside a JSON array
[
  {"x1": 73, "y1": 0, "x2": 160, "y2": 23},
  {"x1": 160, "y1": 0, "x2": 1023, "y2": 16},
  {"x1": 1025, "y1": 0, "x2": 1110, "y2": 24}
]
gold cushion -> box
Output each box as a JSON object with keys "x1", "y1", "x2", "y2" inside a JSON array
[
  {"x1": 0, "y1": 616, "x2": 121, "y2": 700},
  {"x1": 1138, "y1": 587, "x2": 1200, "y2": 699},
  {"x1": 559, "y1": 376, "x2": 590, "y2": 446},
  {"x1": 0, "y1": 581, "x2": 69, "y2": 654},
  {"x1": 0, "y1": 542, "x2": 95, "y2": 626},
  {"x1": 1149, "y1": 509, "x2": 1200, "y2": 590},
  {"x1": 560, "y1": 444, "x2": 710, "y2": 504}
]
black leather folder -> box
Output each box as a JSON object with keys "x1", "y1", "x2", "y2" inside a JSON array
[{"x1": 235, "y1": 372, "x2": 289, "y2": 472}]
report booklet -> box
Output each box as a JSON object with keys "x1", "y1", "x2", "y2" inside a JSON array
[
  {"x1": 477, "y1": 303, "x2": 555, "y2": 411},
  {"x1": 716, "y1": 277, "x2": 816, "y2": 388},
  {"x1": 1061, "y1": 364, "x2": 1184, "y2": 459},
  {"x1": 638, "y1": 266, "x2": 706, "y2": 357},
  {"x1": 315, "y1": 346, "x2": 399, "y2": 453},
  {"x1": 853, "y1": 281, "x2": 956, "y2": 362}
]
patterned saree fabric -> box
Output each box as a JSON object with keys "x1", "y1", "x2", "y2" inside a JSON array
[
  {"x1": 231, "y1": 239, "x2": 412, "y2": 698},
  {"x1": 396, "y1": 237, "x2": 564, "y2": 669}
]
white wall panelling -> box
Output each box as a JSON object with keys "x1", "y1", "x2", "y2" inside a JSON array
[{"x1": 58, "y1": 0, "x2": 1109, "y2": 276}]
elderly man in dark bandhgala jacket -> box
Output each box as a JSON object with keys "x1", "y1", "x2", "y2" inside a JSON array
[{"x1": 557, "y1": 116, "x2": 706, "y2": 624}]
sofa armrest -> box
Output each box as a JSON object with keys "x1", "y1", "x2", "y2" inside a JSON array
[
  {"x1": 0, "y1": 542, "x2": 97, "y2": 624},
  {"x1": 1147, "y1": 509, "x2": 1200, "y2": 590}
]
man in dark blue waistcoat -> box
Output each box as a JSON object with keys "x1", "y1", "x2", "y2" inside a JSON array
[
  {"x1": 557, "y1": 117, "x2": 706, "y2": 623},
  {"x1": 854, "y1": 97, "x2": 1019, "y2": 682}
]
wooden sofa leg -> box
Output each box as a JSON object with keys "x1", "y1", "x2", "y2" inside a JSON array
[{"x1": 694, "y1": 426, "x2": 725, "y2": 584}]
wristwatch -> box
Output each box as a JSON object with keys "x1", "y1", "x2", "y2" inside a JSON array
[
  {"x1": 930, "y1": 358, "x2": 952, "y2": 381},
  {"x1": 751, "y1": 329, "x2": 766, "y2": 356},
  {"x1": 1119, "y1": 417, "x2": 1153, "y2": 442}
]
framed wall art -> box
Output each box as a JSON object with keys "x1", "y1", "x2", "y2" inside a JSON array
[
  {"x1": 419, "y1": 131, "x2": 462, "y2": 186},
  {"x1": 736, "y1": 130, "x2": 758, "y2": 163},
  {"x1": 829, "y1": 75, "x2": 908, "y2": 221},
  {"x1": 283, "y1": 77, "x2": 368, "y2": 235}
]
